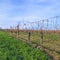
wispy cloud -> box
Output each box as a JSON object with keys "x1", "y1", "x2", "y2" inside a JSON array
[{"x1": 0, "y1": 0, "x2": 60, "y2": 28}]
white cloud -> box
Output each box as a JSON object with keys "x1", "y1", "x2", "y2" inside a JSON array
[{"x1": 0, "y1": 0, "x2": 60, "y2": 28}]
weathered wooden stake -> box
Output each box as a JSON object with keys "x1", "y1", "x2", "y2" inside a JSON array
[
  {"x1": 17, "y1": 24, "x2": 19, "y2": 39},
  {"x1": 40, "y1": 30, "x2": 43, "y2": 45},
  {"x1": 28, "y1": 31, "x2": 31, "y2": 43}
]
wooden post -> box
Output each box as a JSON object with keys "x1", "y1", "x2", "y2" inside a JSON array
[
  {"x1": 10, "y1": 26, "x2": 13, "y2": 35},
  {"x1": 17, "y1": 24, "x2": 19, "y2": 39},
  {"x1": 28, "y1": 31, "x2": 31, "y2": 43},
  {"x1": 40, "y1": 20, "x2": 44, "y2": 46},
  {"x1": 40, "y1": 30, "x2": 43, "y2": 45},
  {"x1": 39, "y1": 30, "x2": 44, "y2": 50}
]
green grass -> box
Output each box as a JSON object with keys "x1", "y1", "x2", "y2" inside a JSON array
[
  {"x1": 13, "y1": 31, "x2": 60, "y2": 56},
  {"x1": 18, "y1": 31, "x2": 60, "y2": 41},
  {"x1": 15, "y1": 31, "x2": 60, "y2": 44},
  {"x1": 0, "y1": 31, "x2": 52, "y2": 60}
]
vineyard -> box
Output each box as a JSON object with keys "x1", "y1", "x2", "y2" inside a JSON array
[
  {"x1": 0, "y1": 31, "x2": 52, "y2": 60},
  {"x1": 0, "y1": 16, "x2": 60, "y2": 60},
  {"x1": 6, "y1": 29, "x2": 60, "y2": 60}
]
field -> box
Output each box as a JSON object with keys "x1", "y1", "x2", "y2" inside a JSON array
[
  {"x1": 8, "y1": 30, "x2": 60, "y2": 59},
  {"x1": 0, "y1": 31, "x2": 52, "y2": 60}
]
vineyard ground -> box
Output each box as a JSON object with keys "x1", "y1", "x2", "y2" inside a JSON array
[
  {"x1": 0, "y1": 31, "x2": 52, "y2": 60},
  {"x1": 10, "y1": 30, "x2": 60, "y2": 60}
]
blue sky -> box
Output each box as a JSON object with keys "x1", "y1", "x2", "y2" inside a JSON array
[{"x1": 0, "y1": 0, "x2": 60, "y2": 28}]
